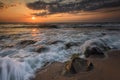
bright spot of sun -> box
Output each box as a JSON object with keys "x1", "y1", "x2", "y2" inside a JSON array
[{"x1": 32, "y1": 16, "x2": 35, "y2": 20}]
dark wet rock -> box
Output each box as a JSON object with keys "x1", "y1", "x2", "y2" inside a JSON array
[
  {"x1": 17, "y1": 40, "x2": 36, "y2": 47},
  {"x1": 65, "y1": 42, "x2": 80, "y2": 49},
  {"x1": 71, "y1": 58, "x2": 93, "y2": 73},
  {"x1": 98, "y1": 25, "x2": 103, "y2": 28},
  {"x1": 19, "y1": 40, "x2": 36, "y2": 45},
  {"x1": 0, "y1": 43, "x2": 14, "y2": 49},
  {"x1": 84, "y1": 47, "x2": 105, "y2": 58},
  {"x1": 3, "y1": 44, "x2": 14, "y2": 48},
  {"x1": 48, "y1": 40, "x2": 64, "y2": 45},
  {"x1": 39, "y1": 24, "x2": 58, "y2": 28},
  {"x1": 0, "y1": 35, "x2": 10, "y2": 40},
  {"x1": 35, "y1": 46, "x2": 49, "y2": 53},
  {"x1": 101, "y1": 33, "x2": 106, "y2": 36},
  {"x1": 62, "y1": 55, "x2": 93, "y2": 75},
  {"x1": 107, "y1": 28, "x2": 120, "y2": 31}
]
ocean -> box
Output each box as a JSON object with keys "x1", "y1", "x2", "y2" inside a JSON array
[{"x1": 0, "y1": 23, "x2": 120, "y2": 80}]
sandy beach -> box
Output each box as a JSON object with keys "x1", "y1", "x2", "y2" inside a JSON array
[{"x1": 34, "y1": 50, "x2": 120, "y2": 80}]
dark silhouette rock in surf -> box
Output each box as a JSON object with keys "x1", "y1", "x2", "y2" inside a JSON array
[
  {"x1": 65, "y1": 42, "x2": 80, "y2": 49},
  {"x1": 80, "y1": 38, "x2": 111, "y2": 58},
  {"x1": 17, "y1": 40, "x2": 36, "y2": 48},
  {"x1": 39, "y1": 24, "x2": 58, "y2": 28},
  {"x1": 101, "y1": 33, "x2": 106, "y2": 36},
  {"x1": 34, "y1": 46, "x2": 49, "y2": 53},
  {"x1": 0, "y1": 35, "x2": 10, "y2": 40},
  {"x1": 48, "y1": 40, "x2": 64, "y2": 45},
  {"x1": 84, "y1": 46, "x2": 105, "y2": 58}
]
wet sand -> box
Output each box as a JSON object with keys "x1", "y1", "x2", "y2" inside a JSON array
[{"x1": 34, "y1": 50, "x2": 120, "y2": 80}]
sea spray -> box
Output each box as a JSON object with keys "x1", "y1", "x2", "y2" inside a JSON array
[
  {"x1": 0, "y1": 26, "x2": 120, "y2": 80},
  {"x1": 0, "y1": 57, "x2": 33, "y2": 80}
]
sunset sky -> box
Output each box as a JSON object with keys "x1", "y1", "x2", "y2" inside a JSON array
[{"x1": 0, "y1": 0, "x2": 120, "y2": 23}]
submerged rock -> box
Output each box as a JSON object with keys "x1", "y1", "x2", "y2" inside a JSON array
[
  {"x1": 62, "y1": 54, "x2": 93, "y2": 75},
  {"x1": 38, "y1": 24, "x2": 58, "y2": 28},
  {"x1": 101, "y1": 33, "x2": 106, "y2": 36},
  {"x1": 34, "y1": 46, "x2": 49, "y2": 53},
  {"x1": 0, "y1": 35, "x2": 10, "y2": 40},
  {"x1": 48, "y1": 40, "x2": 64, "y2": 45},
  {"x1": 17, "y1": 40, "x2": 36, "y2": 48},
  {"x1": 65, "y1": 42, "x2": 80, "y2": 49},
  {"x1": 84, "y1": 46, "x2": 105, "y2": 58}
]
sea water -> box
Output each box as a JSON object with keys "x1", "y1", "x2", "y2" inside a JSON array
[{"x1": 0, "y1": 23, "x2": 120, "y2": 80}]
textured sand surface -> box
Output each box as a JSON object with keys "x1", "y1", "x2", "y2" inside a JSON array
[{"x1": 34, "y1": 50, "x2": 120, "y2": 80}]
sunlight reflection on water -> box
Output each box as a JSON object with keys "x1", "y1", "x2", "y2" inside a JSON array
[{"x1": 31, "y1": 28, "x2": 40, "y2": 37}]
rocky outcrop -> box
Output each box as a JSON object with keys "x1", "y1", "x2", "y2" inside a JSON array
[
  {"x1": 84, "y1": 46, "x2": 105, "y2": 58},
  {"x1": 62, "y1": 54, "x2": 93, "y2": 75}
]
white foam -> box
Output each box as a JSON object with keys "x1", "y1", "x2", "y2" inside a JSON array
[
  {"x1": 0, "y1": 57, "x2": 33, "y2": 80},
  {"x1": 0, "y1": 28, "x2": 120, "y2": 80},
  {"x1": 80, "y1": 35, "x2": 120, "y2": 54}
]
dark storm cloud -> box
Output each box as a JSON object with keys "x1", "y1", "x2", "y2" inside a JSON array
[{"x1": 26, "y1": 0, "x2": 120, "y2": 16}]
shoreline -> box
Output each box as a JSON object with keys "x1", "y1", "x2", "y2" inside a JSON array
[{"x1": 34, "y1": 50, "x2": 120, "y2": 80}]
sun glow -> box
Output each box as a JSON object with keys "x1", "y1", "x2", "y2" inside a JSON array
[{"x1": 32, "y1": 16, "x2": 36, "y2": 20}]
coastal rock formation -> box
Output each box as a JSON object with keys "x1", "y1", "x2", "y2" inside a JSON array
[
  {"x1": 80, "y1": 38, "x2": 112, "y2": 58},
  {"x1": 84, "y1": 46, "x2": 105, "y2": 58},
  {"x1": 63, "y1": 54, "x2": 93, "y2": 75}
]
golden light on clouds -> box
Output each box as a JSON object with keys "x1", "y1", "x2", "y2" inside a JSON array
[{"x1": 0, "y1": 0, "x2": 120, "y2": 22}]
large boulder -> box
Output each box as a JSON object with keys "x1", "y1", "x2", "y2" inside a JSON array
[
  {"x1": 84, "y1": 46, "x2": 105, "y2": 58},
  {"x1": 80, "y1": 38, "x2": 110, "y2": 58},
  {"x1": 63, "y1": 55, "x2": 93, "y2": 75}
]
